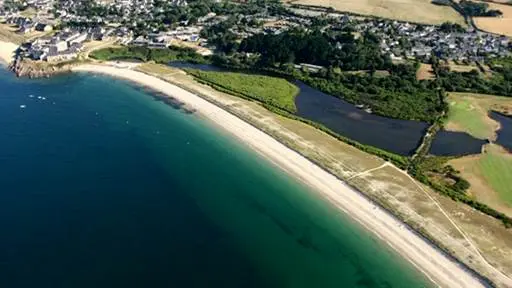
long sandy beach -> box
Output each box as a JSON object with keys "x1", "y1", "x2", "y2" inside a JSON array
[
  {"x1": 0, "y1": 40, "x2": 17, "y2": 65},
  {"x1": 73, "y1": 64, "x2": 491, "y2": 288}
]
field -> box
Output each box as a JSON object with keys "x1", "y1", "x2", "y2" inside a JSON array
[
  {"x1": 479, "y1": 146, "x2": 512, "y2": 206},
  {"x1": 474, "y1": 2, "x2": 512, "y2": 37},
  {"x1": 444, "y1": 92, "x2": 512, "y2": 140},
  {"x1": 184, "y1": 69, "x2": 300, "y2": 113},
  {"x1": 450, "y1": 144, "x2": 512, "y2": 217},
  {"x1": 0, "y1": 24, "x2": 24, "y2": 44},
  {"x1": 447, "y1": 61, "x2": 480, "y2": 73},
  {"x1": 416, "y1": 63, "x2": 435, "y2": 80},
  {"x1": 446, "y1": 92, "x2": 512, "y2": 216},
  {"x1": 284, "y1": 0, "x2": 466, "y2": 25}
]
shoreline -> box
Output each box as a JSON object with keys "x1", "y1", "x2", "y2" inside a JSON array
[
  {"x1": 0, "y1": 40, "x2": 17, "y2": 66},
  {"x1": 73, "y1": 64, "x2": 490, "y2": 288}
]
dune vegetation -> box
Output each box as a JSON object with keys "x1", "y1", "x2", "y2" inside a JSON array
[{"x1": 184, "y1": 69, "x2": 300, "y2": 113}]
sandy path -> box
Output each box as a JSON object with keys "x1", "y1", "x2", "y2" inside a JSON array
[
  {"x1": 73, "y1": 64, "x2": 490, "y2": 288},
  {"x1": 0, "y1": 40, "x2": 18, "y2": 65}
]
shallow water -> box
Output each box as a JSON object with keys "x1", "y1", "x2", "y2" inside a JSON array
[{"x1": 0, "y1": 69, "x2": 431, "y2": 287}]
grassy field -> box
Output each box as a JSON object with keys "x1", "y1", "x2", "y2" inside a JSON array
[
  {"x1": 474, "y1": 1, "x2": 512, "y2": 37},
  {"x1": 447, "y1": 61, "x2": 480, "y2": 73},
  {"x1": 285, "y1": 0, "x2": 465, "y2": 25},
  {"x1": 184, "y1": 69, "x2": 300, "y2": 113},
  {"x1": 444, "y1": 92, "x2": 512, "y2": 214},
  {"x1": 450, "y1": 144, "x2": 512, "y2": 216},
  {"x1": 445, "y1": 92, "x2": 512, "y2": 139},
  {"x1": 479, "y1": 146, "x2": 512, "y2": 206},
  {"x1": 446, "y1": 97, "x2": 492, "y2": 139}
]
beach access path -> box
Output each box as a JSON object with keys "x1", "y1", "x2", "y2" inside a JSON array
[{"x1": 73, "y1": 64, "x2": 491, "y2": 288}]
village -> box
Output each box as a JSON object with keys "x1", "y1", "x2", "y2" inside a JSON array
[{"x1": 0, "y1": 0, "x2": 510, "y2": 65}]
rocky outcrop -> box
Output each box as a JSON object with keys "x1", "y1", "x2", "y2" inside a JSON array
[{"x1": 9, "y1": 58, "x2": 73, "y2": 78}]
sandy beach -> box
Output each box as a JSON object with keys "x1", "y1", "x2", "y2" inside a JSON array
[
  {"x1": 72, "y1": 64, "x2": 494, "y2": 287},
  {"x1": 0, "y1": 40, "x2": 18, "y2": 65}
]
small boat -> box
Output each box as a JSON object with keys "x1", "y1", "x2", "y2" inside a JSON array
[
  {"x1": 28, "y1": 94, "x2": 34, "y2": 98},
  {"x1": 20, "y1": 105, "x2": 26, "y2": 109}
]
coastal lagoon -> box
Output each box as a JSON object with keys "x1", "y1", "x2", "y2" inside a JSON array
[
  {"x1": 430, "y1": 111, "x2": 512, "y2": 156},
  {"x1": 429, "y1": 130, "x2": 488, "y2": 156},
  {"x1": 169, "y1": 62, "x2": 428, "y2": 155},
  {"x1": 490, "y1": 111, "x2": 512, "y2": 152},
  {"x1": 169, "y1": 62, "x2": 493, "y2": 157},
  {"x1": 294, "y1": 82, "x2": 428, "y2": 155},
  {"x1": 0, "y1": 69, "x2": 432, "y2": 287}
]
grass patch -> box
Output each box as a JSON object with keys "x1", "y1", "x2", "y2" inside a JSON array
[
  {"x1": 446, "y1": 98, "x2": 489, "y2": 139},
  {"x1": 445, "y1": 92, "x2": 512, "y2": 139},
  {"x1": 90, "y1": 46, "x2": 208, "y2": 64},
  {"x1": 185, "y1": 69, "x2": 300, "y2": 113},
  {"x1": 479, "y1": 150, "x2": 512, "y2": 206}
]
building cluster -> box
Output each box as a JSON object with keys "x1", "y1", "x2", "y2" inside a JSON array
[
  {"x1": 355, "y1": 19, "x2": 510, "y2": 62},
  {"x1": 25, "y1": 29, "x2": 88, "y2": 62},
  {"x1": 132, "y1": 26, "x2": 201, "y2": 47},
  {"x1": 1, "y1": 0, "x2": 511, "y2": 64},
  {"x1": 25, "y1": 0, "x2": 54, "y2": 10},
  {"x1": 55, "y1": 0, "x2": 188, "y2": 27},
  {"x1": 5, "y1": 15, "x2": 53, "y2": 33}
]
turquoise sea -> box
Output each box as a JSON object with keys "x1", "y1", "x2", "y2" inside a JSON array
[{"x1": 0, "y1": 69, "x2": 432, "y2": 287}]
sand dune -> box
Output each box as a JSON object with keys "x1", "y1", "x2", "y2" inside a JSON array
[
  {"x1": 71, "y1": 63, "x2": 500, "y2": 288},
  {"x1": 0, "y1": 40, "x2": 18, "y2": 65}
]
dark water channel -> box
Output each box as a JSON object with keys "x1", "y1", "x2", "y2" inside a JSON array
[
  {"x1": 429, "y1": 130, "x2": 487, "y2": 156},
  {"x1": 293, "y1": 82, "x2": 428, "y2": 155},
  {"x1": 490, "y1": 111, "x2": 512, "y2": 152},
  {"x1": 168, "y1": 61, "x2": 487, "y2": 156}
]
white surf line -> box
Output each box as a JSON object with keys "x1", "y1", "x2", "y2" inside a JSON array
[
  {"x1": 391, "y1": 165, "x2": 512, "y2": 286},
  {"x1": 146, "y1": 66, "x2": 362, "y2": 178},
  {"x1": 345, "y1": 162, "x2": 391, "y2": 181},
  {"x1": 194, "y1": 61, "x2": 509, "y2": 284},
  {"x1": 73, "y1": 64, "x2": 489, "y2": 288},
  {"x1": 144, "y1": 66, "x2": 363, "y2": 177}
]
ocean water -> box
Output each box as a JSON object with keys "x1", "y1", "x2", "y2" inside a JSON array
[{"x1": 0, "y1": 69, "x2": 431, "y2": 287}]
